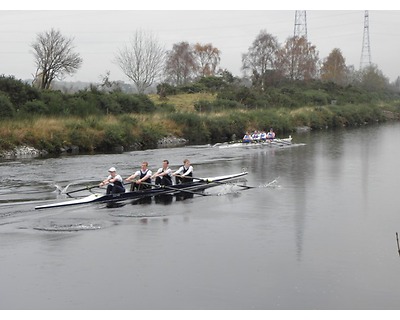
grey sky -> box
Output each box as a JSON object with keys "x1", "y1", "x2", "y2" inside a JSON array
[{"x1": 1, "y1": 3, "x2": 400, "y2": 83}]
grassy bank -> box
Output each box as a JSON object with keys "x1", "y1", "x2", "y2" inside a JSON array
[{"x1": 1, "y1": 96, "x2": 400, "y2": 155}]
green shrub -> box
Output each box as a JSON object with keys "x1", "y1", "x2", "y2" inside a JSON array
[
  {"x1": 100, "y1": 125, "x2": 127, "y2": 150},
  {"x1": 302, "y1": 89, "x2": 330, "y2": 105},
  {"x1": 84, "y1": 116, "x2": 102, "y2": 129},
  {"x1": 118, "y1": 114, "x2": 137, "y2": 126},
  {"x1": 205, "y1": 116, "x2": 233, "y2": 142},
  {"x1": 110, "y1": 92, "x2": 156, "y2": 113},
  {"x1": 177, "y1": 82, "x2": 206, "y2": 94},
  {"x1": 197, "y1": 76, "x2": 226, "y2": 92},
  {"x1": 213, "y1": 99, "x2": 243, "y2": 110},
  {"x1": 0, "y1": 75, "x2": 40, "y2": 108},
  {"x1": 167, "y1": 112, "x2": 210, "y2": 144},
  {"x1": 138, "y1": 124, "x2": 166, "y2": 149},
  {"x1": 66, "y1": 96, "x2": 100, "y2": 116},
  {"x1": 156, "y1": 103, "x2": 176, "y2": 113},
  {"x1": 40, "y1": 90, "x2": 66, "y2": 115},
  {"x1": 35, "y1": 132, "x2": 64, "y2": 154},
  {"x1": 194, "y1": 100, "x2": 213, "y2": 112},
  {"x1": 68, "y1": 128, "x2": 98, "y2": 152},
  {"x1": 0, "y1": 138, "x2": 14, "y2": 150},
  {"x1": 0, "y1": 93, "x2": 15, "y2": 118},
  {"x1": 157, "y1": 83, "x2": 177, "y2": 96},
  {"x1": 20, "y1": 100, "x2": 49, "y2": 115}
]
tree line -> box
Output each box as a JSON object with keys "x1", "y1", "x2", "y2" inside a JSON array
[
  {"x1": 1, "y1": 27, "x2": 400, "y2": 120},
  {"x1": 25, "y1": 28, "x2": 400, "y2": 95}
]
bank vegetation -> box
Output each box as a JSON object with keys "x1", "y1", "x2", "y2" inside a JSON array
[{"x1": 1, "y1": 74, "x2": 400, "y2": 155}]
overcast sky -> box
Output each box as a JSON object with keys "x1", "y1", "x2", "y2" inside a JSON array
[{"x1": 1, "y1": 2, "x2": 400, "y2": 84}]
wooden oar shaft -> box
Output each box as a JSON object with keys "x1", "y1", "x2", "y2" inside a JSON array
[{"x1": 66, "y1": 184, "x2": 100, "y2": 195}]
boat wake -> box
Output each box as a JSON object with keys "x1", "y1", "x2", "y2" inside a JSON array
[
  {"x1": 259, "y1": 178, "x2": 280, "y2": 188},
  {"x1": 33, "y1": 222, "x2": 102, "y2": 232},
  {"x1": 109, "y1": 211, "x2": 167, "y2": 218},
  {"x1": 207, "y1": 184, "x2": 242, "y2": 196}
]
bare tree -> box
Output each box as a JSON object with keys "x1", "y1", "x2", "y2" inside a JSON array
[
  {"x1": 242, "y1": 30, "x2": 280, "y2": 89},
  {"x1": 115, "y1": 30, "x2": 165, "y2": 94},
  {"x1": 164, "y1": 41, "x2": 197, "y2": 86},
  {"x1": 31, "y1": 28, "x2": 82, "y2": 90}
]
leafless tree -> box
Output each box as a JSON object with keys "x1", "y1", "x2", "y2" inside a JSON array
[
  {"x1": 115, "y1": 30, "x2": 165, "y2": 94},
  {"x1": 164, "y1": 41, "x2": 197, "y2": 86},
  {"x1": 242, "y1": 30, "x2": 280, "y2": 89},
  {"x1": 31, "y1": 28, "x2": 82, "y2": 90}
]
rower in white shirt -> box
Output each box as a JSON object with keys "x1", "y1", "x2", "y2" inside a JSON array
[
  {"x1": 151, "y1": 159, "x2": 173, "y2": 186},
  {"x1": 173, "y1": 159, "x2": 194, "y2": 184},
  {"x1": 125, "y1": 161, "x2": 153, "y2": 191}
]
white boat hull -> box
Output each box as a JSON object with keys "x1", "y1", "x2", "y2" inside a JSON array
[
  {"x1": 216, "y1": 136, "x2": 292, "y2": 149},
  {"x1": 35, "y1": 172, "x2": 248, "y2": 210}
]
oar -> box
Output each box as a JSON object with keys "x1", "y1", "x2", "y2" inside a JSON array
[
  {"x1": 140, "y1": 181, "x2": 209, "y2": 196},
  {"x1": 272, "y1": 137, "x2": 292, "y2": 145},
  {"x1": 66, "y1": 184, "x2": 101, "y2": 196},
  {"x1": 68, "y1": 179, "x2": 135, "y2": 197},
  {"x1": 190, "y1": 176, "x2": 256, "y2": 190}
]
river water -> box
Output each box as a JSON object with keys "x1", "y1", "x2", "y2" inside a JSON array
[{"x1": 1, "y1": 123, "x2": 400, "y2": 310}]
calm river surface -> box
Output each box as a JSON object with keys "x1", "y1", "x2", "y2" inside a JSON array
[{"x1": 1, "y1": 123, "x2": 400, "y2": 310}]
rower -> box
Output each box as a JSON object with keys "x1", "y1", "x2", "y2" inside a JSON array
[
  {"x1": 151, "y1": 159, "x2": 173, "y2": 186},
  {"x1": 260, "y1": 130, "x2": 267, "y2": 142},
  {"x1": 266, "y1": 128, "x2": 276, "y2": 141},
  {"x1": 252, "y1": 130, "x2": 261, "y2": 142},
  {"x1": 125, "y1": 161, "x2": 153, "y2": 191},
  {"x1": 242, "y1": 132, "x2": 253, "y2": 144},
  {"x1": 173, "y1": 159, "x2": 194, "y2": 184},
  {"x1": 99, "y1": 167, "x2": 126, "y2": 194}
]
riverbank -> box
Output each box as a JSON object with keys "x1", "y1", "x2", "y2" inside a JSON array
[
  {"x1": 0, "y1": 137, "x2": 188, "y2": 159},
  {"x1": 1, "y1": 101, "x2": 400, "y2": 159}
]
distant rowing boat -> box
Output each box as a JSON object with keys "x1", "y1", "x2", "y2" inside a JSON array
[
  {"x1": 35, "y1": 172, "x2": 248, "y2": 210},
  {"x1": 214, "y1": 136, "x2": 292, "y2": 149}
]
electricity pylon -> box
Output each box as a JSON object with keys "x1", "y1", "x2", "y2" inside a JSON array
[
  {"x1": 360, "y1": 10, "x2": 372, "y2": 69},
  {"x1": 294, "y1": 11, "x2": 307, "y2": 39}
]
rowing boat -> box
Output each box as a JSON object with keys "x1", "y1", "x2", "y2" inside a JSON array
[
  {"x1": 34, "y1": 172, "x2": 248, "y2": 210},
  {"x1": 215, "y1": 136, "x2": 292, "y2": 149}
]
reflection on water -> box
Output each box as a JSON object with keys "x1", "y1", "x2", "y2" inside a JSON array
[{"x1": 1, "y1": 124, "x2": 400, "y2": 309}]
